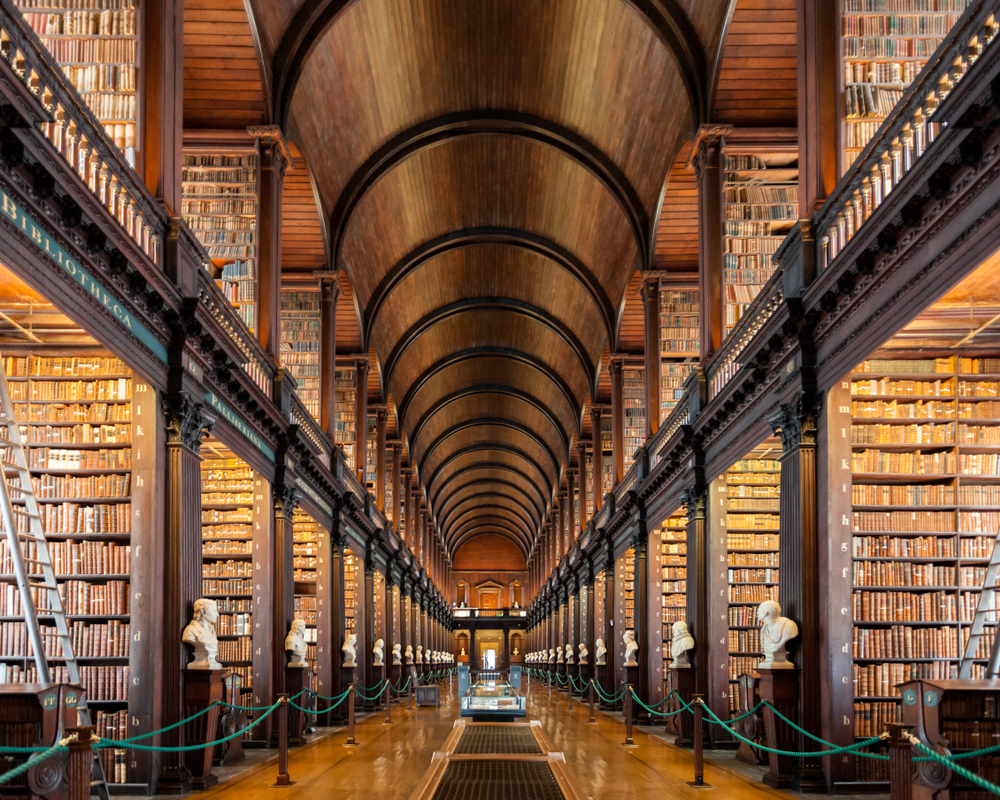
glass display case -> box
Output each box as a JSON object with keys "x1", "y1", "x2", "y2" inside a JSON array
[{"x1": 460, "y1": 680, "x2": 527, "y2": 721}]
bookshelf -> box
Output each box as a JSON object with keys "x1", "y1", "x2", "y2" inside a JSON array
[
  {"x1": 364, "y1": 414, "x2": 377, "y2": 489},
  {"x1": 292, "y1": 510, "x2": 319, "y2": 692},
  {"x1": 660, "y1": 514, "x2": 687, "y2": 690},
  {"x1": 623, "y1": 367, "x2": 645, "y2": 471},
  {"x1": 200, "y1": 442, "x2": 254, "y2": 698},
  {"x1": 725, "y1": 444, "x2": 781, "y2": 714},
  {"x1": 334, "y1": 368, "x2": 357, "y2": 471},
  {"x1": 384, "y1": 447, "x2": 394, "y2": 524},
  {"x1": 841, "y1": 0, "x2": 971, "y2": 169},
  {"x1": 344, "y1": 550, "x2": 356, "y2": 637},
  {"x1": 601, "y1": 418, "x2": 613, "y2": 497},
  {"x1": 17, "y1": 0, "x2": 138, "y2": 164},
  {"x1": 182, "y1": 150, "x2": 259, "y2": 333},
  {"x1": 624, "y1": 547, "x2": 635, "y2": 634},
  {"x1": 662, "y1": 363, "x2": 693, "y2": 418},
  {"x1": 848, "y1": 354, "x2": 1000, "y2": 757},
  {"x1": 659, "y1": 289, "x2": 699, "y2": 359},
  {"x1": 585, "y1": 450, "x2": 594, "y2": 520},
  {"x1": 723, "y1": 154, "x2": 798, "y2": 337},
  {"x1": 280, "y1": 290, "x2": 320, "y2": 420},
  {"x1": 0, "y1": 353, "x2": 136, "y2": 785}
]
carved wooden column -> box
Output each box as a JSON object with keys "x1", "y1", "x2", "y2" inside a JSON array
[
  {"x1": 577, "y1": 440, "x2": 588, "y2": 530},
  {"x1": 641, "y1": 276, "x2": 661, "y2": 439},
  {"x1": 402, "y1": 474, "x2": 412, "y2": 543},
  {"x1": 354, "y1": 358, "x2": 370, "y2": 483},
  {"x1": 375, "y1": 406, "x2": 387, "y2": 510},
  {"x1": 556, "y1": 492, "x2": 566, "y2": 559},
  {"x1": 271, "y1": 486, "x2": 299, "y2": 709},
  {"x1": 798, "y1": 0, "x2": 839, "y2": 214},
  {"x1": 632, "y1": 523, "x2": 650, "y2": 707},
  {"x1": 158, "y1": 395, "x2": 214, "y2": 792},
  {"x1": 419, "y1": 508, "x2": 428, "y2": 566},
  {"x1": 694, "y1": 130, "x2": 727, "y2": 361},
  {"x1": 583, "y1": 562, "x2": 595, "y2": 682},
  {"x1": 319, "y1": 277, "x2": 340, "y2": 441},
  {"x1": 363, "y1": 552, "x2": 376, "y2": 706},
  {"x1": 317, "y1": 519, "x2": 345, "y2": 724},
  {"x1": 591, "y1": 408, "x2": 604, "y2": 512},
  {"x1": 402, "y1": 582, "x2": 412, "y2": 663},
  {"x1": 681, "y1": 487, "x2": 711, "y2": 724},
  {"x1": 252, "y1": 128, "x2": 288, "y2": 362},
  {"x1": 567, "y1": 470, "x2": 577, "y2": 545},
  {"x1": 139, "y1": 0, "x2": 182, "y2": 209},
  {"x1": 601, "y1": 548, "x2": 615, "y2": 700},
  {"x1": 391, "y1": 443, "x2": 402, "y2": 529},
  {"x1": 769, "y1": 394, "x2": 825, "y2": 791},
  {"x1": 385, "y1": 558, "x2": 396, "y2": 674},
  {"x1": 609, "y1": 358, "x2": 625, "y2": 487}
]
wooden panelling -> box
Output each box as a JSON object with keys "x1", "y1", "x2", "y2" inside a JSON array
[
  {"x1": 713, "y1": 0, "x2": 797, "y2": 127},
  {"x1": 617, "y1": 271, "x2": 645, "y2": 354},
  {"x1": 280, "y1": 142, "x2": 327, "y2": 275},
  {"x1": 183, "y1": 0, "x2": 267, "y2": 129},
  {"x1": 653, "y1": 143, "x2": 698, "y2": 273},
  {"x1": 453, "y1": 536, "x2": 526, "y2": 571}
]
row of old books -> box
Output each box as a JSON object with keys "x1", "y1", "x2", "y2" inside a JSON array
[
  {"x1": 851, "y1": 399, "x2": 953, "y2": 418},
  {"x1": 851, "y1": 450, "x2": 956, "y2": 475},
  {"x1": 202, "y1": 541, "x2": 251, "y2": 556},
  {"x1": 851, "y1": 423, "x2": 953, "y2": 444},
  {"x1": 727, "y1": 533, "x2": 779, "y2": 549},
  {"x1": 26, "y1": 448, "x2": 132, "y2": 470},
  {"x1": 728, "y1": 551, "x2": 778, "y2": 566},
  {"x1": 729, "y1": 585, "x2": 778, "y2": 603},
  {"x1": 203, "y1": 578, "x2": 252, "y2": 595},
  {"x1": 216, "y1": 613, "x2": 251, "y2": 635},
  {"x1": 853, "y1": 625, "x2": 958, "y2": 659},
  {"x1": 13, "y1": 403, "x2": 131, "y2": 423},
  {"x1": 3, "y1": 357, "x2": 128, "y2": 376},
  {"x1": 24, "y1": 424, "x2": 132, "y2": 444},
  {"x1": 31, "y1": 474, "x2": 131, "y2": 498},
  {"x1": 0, "y1": 664, "x2": 129, "y2": 700},
  {"x1": 217, "y1": 639, "x2": 251, "y2": 662},
  {"x1": 95, "y1": 709, "x2": 128, "y2": 784},
  {"x1": 728, "y1": 629, "x2": 761, "y2": 652},
  {"x1": 21, "y1": 378, "x2": 130, "y2": 401},
  {"x1": 0, "y1": 620, "x2": 129, "y2": 658},
  {"x1": 852, "y1": 535, "x2": 956, "y2": 558},
  {"x1": 852, "y1": 561, "x2": 956, "y2": 586},
  {"x1": 852, "y1": 378, "x2": 953, "y2": 395},
  {"x1": 852, "y1": 484, "x2": 954, "y2": 505},
  {"x1": 33, "y1": 502, "x2": 131, "y2": 533},
  {"x1": 854, "y1": 660, "x2": 955, "y2": 698},
  {"x1": 202, "y1": 560, "x2": 252, "y2": 578},
  {"x1": 853, "y1": 590, "x2": 957, "y2": 621},
  {"x1": 726, "y1": 498, "x2": 780, "y2": 511},
  {"x1": 728, "y1": 568, "x2": 778, "y2": 583}
]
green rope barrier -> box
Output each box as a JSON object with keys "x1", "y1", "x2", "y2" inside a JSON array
[
  {"x1": 289, "y1": 688, "x2": 352, "y2": 716},
  {"x1": 392, "y1": 676, "x2": 411, "y2": 692},
  {"x1": 0, "y1": 745, "x2": 66, "y2": 754},
  {"x1": 907, "y1": 735, "x2": 1000, "y2": 796},
  {"x1": 310, "y1": 687, "x2": 354, "y2": 702},
  {"x1": 357, "y1": 680, "x2": 386, "y2": 693},
  {"x1": 628, "y1": 689, "x2": 697, "y2": 718},
  {"x1": 0, "y1": 742, "x2": 67, "y2": 786},
  {"x1": 218, "y1": 700, "x2": 281, "y2": 712},
  {"x1": 722, "y1": 700, "x2": 767, "y2": 724},
  {"x1": 591, "y1": 680, "x2": 628, "y2": 704},
  {"x1": 933, "y1": 740, "x2": 1000, "y2": 760},
  {"x1": 96, "y1": 701, "x2": 280, "y2": 752},
  {"x1": 353, "y1": 680, "x2": 389, "y2": 702},
  {"x1": 698, "y1": 701, "x2": 889, "y2": 760}
]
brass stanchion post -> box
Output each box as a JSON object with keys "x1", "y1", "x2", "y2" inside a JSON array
[
  {"x1": 686, "y1": 695, "x2": 712, "y2": 788},
  {"x1": 345, "y1": 686, "x2": 357, "y2": 746},
  {"x1": 271, "y1": 695, "x2": 294, "y2": 787}
]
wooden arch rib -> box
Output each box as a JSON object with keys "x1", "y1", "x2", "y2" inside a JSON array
[
  {"x1": 440, "y1": 500, "x2": 538, "y2": 544},
  {"x1": 430, "y1": 465, "x2": 548, "y2": 520},
  {"x1": 448, "y1": 511, "x2": 533, "y2": 551},
  {"x1": 417, "y1": 419, "x2": 561, "y2": 490},
  {"x1": 382, "y1": 298, "x2": 596, "y2": 400},
  {"x1": 436, "y1": 479, "x2": 544, "y2": 529},
  {"x1": 328, "y1": 112, "x2": 648, "y2": 278},
  {"x1": 397, "y1": 347, "x2": 579, "y2": 434},
  {"x1": 408, "y1": 385, "x2": 569, "y2": 464},
  {"x1": 440, "y1": 491, "x2": 539, "y2": 538},
  {"x1": 425, "y1": 444, "x2": 554, "y2": 507},
  {"x1": 270, "y1": 2, "x2": 708, "y2": 154},
  {"x1": 364, "y1": 229, "x2": 615, "y2": 350},
  {"x1": 451, "y1": 528, "x2": 529, "y2": 560}
]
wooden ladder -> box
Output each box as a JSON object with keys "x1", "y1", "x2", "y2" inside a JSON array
[
  {"x1": 959, "y1": 527, "x2": 1000, "y2": 680},
  {"x1": 0, "y1": 353, "x2": 110, "y2": 799}
]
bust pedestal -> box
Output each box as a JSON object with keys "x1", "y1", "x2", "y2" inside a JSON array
[
  {"x1": 758, "y1": 668, "x2": 799, "y2": 789},
  {"x1": 390, "y1": 662, "x2": 401, "y2": 700},
  {"x1": 576, "y1": 662, "x2": 589, "y2": 695},
  {"x1": 284, "y1": 667, "x2": 311, "y2": 746},
  {"x1": 341, "y1": 665, "x2": 360, "y2": 711},
  {"x1": 557, "y1": 661, "x2": 568, "y2": 692},
  {"x1": 596, "y1": 662, "x2": 611, "y2": 709},
  {"x1": 669, "y1": 667, "x2": 696, "y2": 746},
  {"x1": 369, "y1": 664, "x2": 383, "y2": 710},
  {"x1": 214, "y1": 672, "x2": 245, "y2": 767},
  {"x1": 182, "y1": 668, "x2": 231, "y2": 789},
  {"x1": 624, "y1": 664, "x2": 641, "y2": 720}
]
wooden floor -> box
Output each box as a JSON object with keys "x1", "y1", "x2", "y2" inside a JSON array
[{"x1": 191, "y1": 680, "x2": 799, "y2": 800}]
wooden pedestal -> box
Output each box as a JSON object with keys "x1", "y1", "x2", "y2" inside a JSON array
[
  {"x1": 733, "y1": 672, "x2": 766, "y2": 766},
  {"x1": 758, "y1": 668, "x2": 799, "y2": 789},
  {"x1": 182, "y1": 668, "x2": 230, "y2": 790},
  {"x1": 285, "y1": 667, "x2": 311, "y2": 746},
  {"x1": 557, "y1": 662, "x2": 567, "y2": 691},
  {"x1": 596, "y1": 663, "x2": 611, "y2": 708},
  {"x1": 369, "y1": 665, "x2": 383, "y2": 710},
  {"x1": 670, "y1": 667, "x2": 696, "y2": 746},
  {"x1": 214, "y1": 673, "x2": 245, "y2": 767},
  {"x1": 342, "y1": 665, "x2": 360, "y2": 711},
  {"x1": 390, "y1": 663, "x2": 401, "y2": 699},
  {"x1": 624, "y1": 664, "x2": 640, "y2": 720}
]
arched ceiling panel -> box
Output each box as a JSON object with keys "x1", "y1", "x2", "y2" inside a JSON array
[
  {"x1": 409, "y1": 393, "x2": 566, "y2": 472},
  {"x1": 443, "y1": 497, "x2": 536, "y2": 543},
  {"x1": 399, "y1": 357, "x2": 577, "y2": 448},
  {"x1": 449, "y1": 511, "x2": 533, "y2": 550},
  {"x1": 437, "y1": 477, "x2": 544, "y2": 529},
  {"x1": 452, "y1": 530, "x2": 528, "y2": 564},
  {"x1": 428, "y1": 449, "x2": 552, "y2": 510}
]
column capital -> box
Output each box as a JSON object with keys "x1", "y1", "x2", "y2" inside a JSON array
[
  {"x1": 680, "y1": 486, "x2": 706, "y2": 521},
  {"x1": 639, "y1": 275, "x2": 660, "y2": 301},
  {"x1": 768, "y1": 391, "x2": 822, "y2": 451},
  {"x1": 162, "y1": 393, "x2": 215, "y2": 453},
  {"x1": 690, "y1": 123, "x2": 733, "y2": 175}
]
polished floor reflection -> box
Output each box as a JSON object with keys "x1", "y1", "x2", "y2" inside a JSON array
[{"x1": 190, "y1": 679, "x2": 799, "y2": 800}]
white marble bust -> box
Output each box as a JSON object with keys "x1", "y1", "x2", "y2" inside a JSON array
[
  {"x1": 183, "y1": 598, "x2": 221, "y2": 669},
  {"x1": 392, "y1": 643, "x2": 402, "y2": 665},
  {"x1": 670, "y1": 621, "x2": 695, "y2": 668},
  {"x1": 757, "y1": 600, "x2": 798, "y2": 669},
  {"x1": 342, "y1": 633, "x2": 357, "y2": 668},
  {"x1": 595, "y1": 638, "x2": 607, "y2": 666},
  {"x1": 513, "y1": 646, "x2": 519, "y2": 656},
  {"x1": 623, "y1": 630, "x2": 639, "y2": 667},
  {"x1": 285, "y1": 619, "x2": 308, "y2": 668},
  {"x1": 548, "y1": 648, "x2": 556, "y2": 664},
  {"x1": 460, "y1": 646, "x2": 466, "y2": 656},
  {"x1": 578, "y1": 643, "x2": 588, "y2": 665},
  {"x1": 405, "y1": 644, "x2": 414, "y2": 665},
  {"x1": 424, "y1": 648, "x2": 431, "y2": 664},
  {"x1": 373, "y1": 638, "x2": 384, "y2": 667},
  {"x1": 564, "y1": 643, "x2": 574, "y2": 664},
  {"x1": 416, "y1": 645, "x2": 423, "y2": 665},
  {"x1": 556, "y1": 645, "x2": 564, "y2": 664}
]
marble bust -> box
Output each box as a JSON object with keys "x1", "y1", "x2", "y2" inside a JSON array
[
  {"x1": 578, "y1": 643, "x2": 588, "y2": 664},
  {"x1": 183, "y1": 598, "x2": 221, "y2": 669},
  {"x1": 556, "y1": 645, "x2": 564, "y2": 664},
  {"x1": 548, "y1": 648, "x2": 556, "y2": 664},
  {"x1": 342, "y1": 633, "x2": 358, "y2": 668},
  {"x1": 623, "y1": 630, "x2": 639, "y2": 667},
  {"x1": 460, "y1": 646, "x2": 466, "y2": 656},
  {"x1": 285, "y1": 619, "x2": 308, "y2": 668},
  {"x1": 405, "y1": 645, "x2": 414, "y2": 665},
  {"x1": 392, "y1": 643, "x2": 402, "y2": 665},
  {"x1": 757, "y1": 600, "x2": 798, "y2": 669},
  {"x1": 513, "y1": 647, "x2": 519, "y2": 656},
  {"x1": 595, "y1": 638, "x2": 607, "y2": 666},
  {"x1": 424, "y1": 648, "x2": 431, "y2": 664},
  {"x1": 416, "y1": 645, "x2": 423, "y2": 665},
  {"x1": 564, "y1": 643, "x2": 574, "y2": 664},
  {"x1": 373, "y1": 638, "x2": 384, "y2": 667},
  {"x1": 670, "y1": 621, "x2": 695, "y2": 668}
]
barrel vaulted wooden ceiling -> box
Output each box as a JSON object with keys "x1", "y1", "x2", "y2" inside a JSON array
[{"x1": 205, "y1": 0, "x2": 744, "y2": 567}]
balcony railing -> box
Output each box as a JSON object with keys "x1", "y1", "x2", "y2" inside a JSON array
[
  {"x1": 0, "y1": 3, "x2": 162, "y2": 266},
  {"x1": 342, "y1": 465, "x2": 366, "y2": 505},
  {"x1": 649, "y1": 391, "x2": 692, "y2": 468},
  {"x1": 816, "y1": 4, "x2": 999, "y2": 270},
  {"x1": 451, "y1": 608, "x2": 527, "y2": 618}
]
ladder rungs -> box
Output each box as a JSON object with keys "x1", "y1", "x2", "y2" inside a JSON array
[
  {"x1": 22, "y1": 559, "x2": 51, "y2": 566},
  {"x1": 15, "y1": 533, "x2": 44, "y2": 542},
  {"x1": 11, "y1": 509, "x2": 38, "y2": 518}
]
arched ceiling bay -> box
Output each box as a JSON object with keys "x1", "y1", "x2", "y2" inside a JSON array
[{"x1": 246, "y1": 0, "x2": 732, "y2": 561}]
